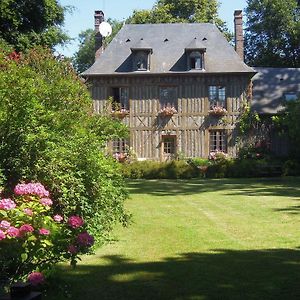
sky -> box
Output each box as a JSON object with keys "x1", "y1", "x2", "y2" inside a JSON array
[{"x1": 57, "y1": 0, "x2": 247, "y2": 57}]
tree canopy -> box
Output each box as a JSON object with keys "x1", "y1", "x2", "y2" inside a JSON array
[
  {"x1": 0, "y1": 0, "x2": 69, "y2": 51},
  {"x1": 245, "y1": 0, "x2": 300, "y2": 67}
]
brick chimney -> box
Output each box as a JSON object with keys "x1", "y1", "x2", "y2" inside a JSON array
[
  {"x1": 234, "y1": 10, "x2": 244, "y2": 61},
  {"x1": 94, "y1": 10, "x2": 104, "y2": 60}
]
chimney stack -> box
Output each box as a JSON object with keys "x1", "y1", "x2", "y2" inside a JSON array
[
  {"x1": 94, "y1": 10, "x2": 104, "y2": 60},
  {"x1": 234, "y1": 10, "x2": 244, "y2": 61}
]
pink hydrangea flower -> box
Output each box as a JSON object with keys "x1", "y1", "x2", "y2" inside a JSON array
[
  {"x1": 14, "y1": 183, "x2": 49, "y2": 198},
  {"x1": 0, "y1": 198, "x2": 16, "y2": 210},
  {"x1": 0, "y1": 229, "x2": 6, "y2": 240},
  {"x1": 68, "y1": 244, "x2": 78, "y2": 254},
  {"x1": 53, "y1": 215, "x2": 63, "y2": 222},
  {"x1": 28, "y1": 272, "x2": 45, "y2": 286},
  {"x1": 23, "y1": 208, "x2": 33, "y2": 216},
  {"x1": 39, "y1": 198, "x2": 53, "y2": 207},
  {"x1": 0, "y1": 220, "x2": 11, "y2": 230},
  {"x1": 39, "y1": 228, "x2": 50, "y2": 235},
  {"x1": 76, "y1": 231, "x2": 94, "y2": 247},
  {"x1": 7, "y1": 226, "x2": 20, "y2": 237},
  {"x1": 68, "y1": 216, "x2": 84, "y2": 228},
  {"x1": 19, "y1": 224, "x2": 34, "y2": 235}
]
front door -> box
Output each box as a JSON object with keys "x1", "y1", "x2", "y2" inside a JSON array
[{"x1": 161, "y1": 135, "x2": 176, "y2": 161}]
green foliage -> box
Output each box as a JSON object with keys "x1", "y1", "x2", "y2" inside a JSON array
[
  {"x1": 128, "y1": 0, "x2": 231, "y2": 40},
  {"x1": 121, "y1": 160, "x2": 199, "y2": 179},
  {"x1": 277, "y1": 99, "x2": 300, "y2": 158},
  {"x1": 0, "y1": 0, "x2": 69, "y2": 51},
  {"x1": 245, "y1": 0, "x2": 300, "y2": 67},
  {"x1": 0, "y1": 44, "x2": 129, "y2": 245},
  {"x1": 238, "y1": 103, "x2": 261, "y2": 135}
]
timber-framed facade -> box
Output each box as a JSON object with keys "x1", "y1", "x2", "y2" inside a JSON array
[{"x1": 83, "y1": 12, "x2": 255, "y2": 161}]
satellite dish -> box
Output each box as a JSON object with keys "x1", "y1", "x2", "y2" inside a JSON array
[{"x1": 99, "y1": 21, "x2": 112, "y2": 37}]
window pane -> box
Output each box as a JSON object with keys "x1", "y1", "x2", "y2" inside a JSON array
[
  {"x1": 160, "y1": 87, "x2": 177, "y2": 108},
  {"x1": 209, "y1": 86, "x2": 226, "y2": 108},
  {"x1": 209, "y1": 131, "x2": 227, "y2": 153},
  {"x1": 111, "y1": 87, "x2": 129, "y2": 110}
]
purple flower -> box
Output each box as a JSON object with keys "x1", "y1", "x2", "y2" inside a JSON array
[
  {"x1": 39, "y1": 198, "x2": 53, "y2": 207},
  {"x1": 68, "y1": 244, "x2": 78, "y2": 254},
  {"x1": 0, "y1": 230, "x2": 6, "y2": 240},
  {"x1": 53, "y1": 215, "x2": 63, "y2": 222},
  {"x1": 39, "y1": 228, "x2": 50, "y2": 235},
  {"x1": 19, "y1": 224, "x2": 34, "y2": 235},
  {"x1": 28, "y1": 272, "x2": 45, "y2": 286},
  {"x1": 0, "y1": 198, "x2": 16, "y2": 210},
  {"x1": 68, "y1": 216, "x2": 84, "y2": 228},
  {"x1": 7, "y1": 226, "x2": 20, "y2": 237},
  {"x1": 76, "y1": 231, "x2": 94, "y2": 247},
  {"x1": 14, "y1": 183, "x2": 49, "y2": 198},
  {"x1": 0, "y1": 220, "x2": 11, "y2": 230}
]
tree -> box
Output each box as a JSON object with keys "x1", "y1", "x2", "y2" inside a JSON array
[
  {"x1": 245, "y1": 0, "x2": 300, "y2": 67},
  {"x1": 72, "y1": 19, "x2": 123, "y2": 73},
  {"x1": 0, "y1": 0, "x2": 69, "y2": 51},
  {"x1": 127, "y1": 0, "x2": 230, "y2": 39}
]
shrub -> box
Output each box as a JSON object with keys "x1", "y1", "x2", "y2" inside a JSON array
[
  {"x1": 0, "y1": 44, "x2": 129, "y2": 247},
  {"x1": 0, "y1": 183, "x2": 94, "y2": 284}
]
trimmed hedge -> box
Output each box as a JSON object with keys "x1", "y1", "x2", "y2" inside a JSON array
[{"x1": 121, "y1": 158, "x2": 291, "y2": 179}]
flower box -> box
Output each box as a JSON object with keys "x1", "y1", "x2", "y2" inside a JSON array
[
  {"x1": 111, "y1": 110, "x2": 129, "y2": 119},
  {"x1": 209, "y1": 106, "x2": 227, "y2": 116},
  {"x1": 159, "y1": 106, "x2": 177, "y2": 117}
]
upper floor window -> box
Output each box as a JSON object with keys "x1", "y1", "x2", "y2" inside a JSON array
[
  {"x1": 188, "y1": 51, "x2": 204, "y2": 70},
  {"x1": 159, "y1": 87, "x2": 178, "y2": 110},
  {"x1": 134, "y1": 51, "x2": 149, "y2": 71},
  {"x1": 209, "y1": 86, "x2": 226, "y2": 108},
  {"x1": 111, "y1": 87, "x2": 129, "y2": 110},
  {"x1": 131, "y1": 39, "x2": 152, "y2": 71},
  {"x1": 284, "y1": 92, "x2": 298, "y2": 102}
]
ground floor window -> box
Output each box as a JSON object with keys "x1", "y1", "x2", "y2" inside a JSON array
[
  {"x1": 162, "y1": 135, "x2": 176, "y2": 154},
  {"x1": 209, "y1": 130, "x2": 227, "y2": 152},
  {"x1": 112, "y1": 139, "x2": 129, "y2": 161}
]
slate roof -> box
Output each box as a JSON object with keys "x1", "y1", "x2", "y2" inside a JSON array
[
  {"x1": 252, "y1": 67, "x2": 300, "y2": 114},
  {"x1": 82, "y1": 23, "x2": 254, "y2": 75}
]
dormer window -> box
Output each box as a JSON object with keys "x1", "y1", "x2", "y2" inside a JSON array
[
  {"x1": 131, "y1": 38, "x2": 152, "y2": 72},
  {"x1": 189, "y1": 51, "x2": 203, "y2": 70},
  {"x1": 134, "y1": 51, "x2": 149, "y2": 71},
  {"x1": 185, "y1": 37, "x2": 206, "y2": 71}
]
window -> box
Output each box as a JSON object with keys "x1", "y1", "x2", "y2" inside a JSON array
[
  {"x1": 111, "y1": 87, "x2": 129, "y2": 110},
  {"x1": 284, "y1": 92, "x2": 298, "y2": 101},
  {"x1": 209, "y1": 86, "x2": 226, "y2": 108},
  {"x1": 112, "y1": 139, "x2": 128, "y2": 154},
  {"x1": 159, "y1": 87, "x2": 177, "y2": 109},
  {"x1": 189, "y1": 51, "x2": 204, "y2": 70},
  {"x1": 133, "y1": 50, "x2": 150, "y2": 71},
  {"x1": 162, "y1": 136, "x2": 176, "y2": 154},
  {"x1": 209, "y1": 130, "x2": 227, "y2": 152}
]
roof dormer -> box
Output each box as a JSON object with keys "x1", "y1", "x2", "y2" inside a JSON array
[
  {"x1": 185, "y1": 37, "x2": 206, "y2": 71},
  {"x1": 130, "y1": 38, "x2": 153, "y2": 71}
]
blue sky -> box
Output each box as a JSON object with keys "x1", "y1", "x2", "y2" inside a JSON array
[{"x1": 57, "y1": 0, "x2": 247, "y2": 57}]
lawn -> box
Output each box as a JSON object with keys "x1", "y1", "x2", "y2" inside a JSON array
[{"x1": 45, "y1": 177, "x2": 300, "y2": 300}]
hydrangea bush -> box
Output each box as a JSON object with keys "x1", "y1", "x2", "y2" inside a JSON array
[{"x1": 0, "y1": 182, "x2": 94, "y2": 284}]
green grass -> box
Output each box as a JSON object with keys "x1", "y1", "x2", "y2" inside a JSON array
[{"x1": 45, "y1": 177, "x2": 300, "y2": 300}]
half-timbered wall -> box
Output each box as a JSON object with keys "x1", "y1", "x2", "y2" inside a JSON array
[{"x1": 90, "y1": 74, "x2": 251, "y2": 160}]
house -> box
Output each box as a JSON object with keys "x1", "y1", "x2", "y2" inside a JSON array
[
  {"x1": 83, "y1": 10, "x2": 256, "y2": 161},
  {"x1": 250, "y1": 67, "x2": 300, "y2": 156}
]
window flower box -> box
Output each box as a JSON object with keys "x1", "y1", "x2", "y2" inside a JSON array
[
  {"x1": 209, "y1": 106, "x2": 227, "y2": 116},
  {"x1": 159, "y1": 106, "x2": 177, "y2": 117},
  {"x1": 111, "y1": 109, "x2": 129, "y2": 119}
]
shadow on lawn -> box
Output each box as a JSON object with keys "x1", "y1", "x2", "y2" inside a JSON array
[
  {"x1": 127, "y1": 177, "x2": 300, "y2": 199},
  {"x1": 49, "y1": 248, "x2": 300, "y2": 300}
]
